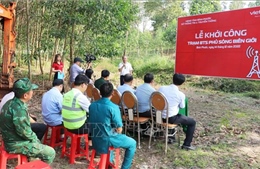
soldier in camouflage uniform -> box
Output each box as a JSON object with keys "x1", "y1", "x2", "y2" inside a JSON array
[{"x1": 0, "y1": 78, "x2": 55, "y2": 164}]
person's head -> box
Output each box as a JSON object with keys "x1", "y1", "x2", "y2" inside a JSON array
[
  {"x1": 144, "y1": 73, "x2": 154, "y2": 84},
  {"x1": 101, "y1": 69, "x2": 110, "y2": 80},
  {"x1": 122, "y1": 55, "x2": 127, "y2": 63},
  {"x1": 173, "y1": 73, "x2": 185, "y2": 86},
  {"x1": 123, "y1": 74, "x2": 133, "y2": 84},
  {"x1": 85, "y1": 69, "x2": 94, "y2": 79},
  {"x1": 74, "y1": 74, "x2": 89, "y2": 92},
  {"x1": 73, "y1": 57, "x2": 84, "y2": 66},
  {"x1": 52, "y1": 79, "x2": 64, "y2": 92},
  {"x1": 54, "y1": 54, "x2": 62, "y2": 63},
  {"x1": 100, "y1": 82, "x2": 113, "y2": 98},
  {"x1": 13, "y1": 78, "x2": 38, "y2": 102}
]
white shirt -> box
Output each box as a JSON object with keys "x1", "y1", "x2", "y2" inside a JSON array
[
  {"x1": 118, "y1": 62, "x2": 133, "y2": 76},
  {"x1": 158, "y1": 84, "x2": 185, "y2": 118},
  {"x1": 0, "y1": 92, "x2": 14, "y2": 113}
]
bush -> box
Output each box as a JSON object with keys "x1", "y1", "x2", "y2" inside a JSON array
[
  {"x1": 130, "y1": 55, "x2": 174, "y2": 85},
  {"x1": 190, "y1": 77, "x2": 260, "y2": 93}
]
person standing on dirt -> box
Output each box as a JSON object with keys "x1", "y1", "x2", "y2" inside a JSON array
[
  {"x1": 89, "y1": 82, "x2": 136, "y2": 169},
  {"x1": 52, "y1": 54, "x2": 65, "y2": 93},
  {"x1": 41, "y1": 79, "x2": 64, "y2": 126},
  {"x1": 0, "y1": 78, "x2": 55, "y2": 164},
  {"x1": 69, "y1": 57, "x2": 91, "y2": 87},
  {"x1": 118, "y1": 55, "x2": 133, "y2": 85},
  {"x1": 158, "y1": 73, "x2": 196, "y2": 150},
  {"x1": 94, "y1": 69, "x2": 110, "y2": 90},
  {"x1": 62, "y1": 74, "x2": 90, "y2": 134},
  {"x1": 52, "y1": 53, "x2": 64, "y2": 80},
  {"x1": 136, "y1": 73, "x2": 156, "y2": 118}
]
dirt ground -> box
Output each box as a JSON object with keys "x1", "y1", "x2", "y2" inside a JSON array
[{"x1": 16, "y1": 79, "x2": 259, "y2": 169}]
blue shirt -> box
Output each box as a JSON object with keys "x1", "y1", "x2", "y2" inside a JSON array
[
  {"x1": 136, "y1": 83, "x2": 156, "y2": 113},
  {"x1": 42, "y1": 87, "x2": 63, "y2": 126},
  {"x1": 117, "y1": 84, "x2": 135, "y2": 95},
  {"x1": 69, "y1": 63, "x2": 84, "y2": 83},
  {"x1": 88, "y1": 98, "x2": 123, "y2": 153}
]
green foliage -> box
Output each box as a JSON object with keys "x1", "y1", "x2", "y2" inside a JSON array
[
  {"x1": 190, "y1": 77, "x2": 260, "y2": 93},
  {"x1": 144, "y1": 0, "x2": 186, "y2": 31},
  {"x1": 189, "y1": 0, "x2": 222, "y2": 15},
  {"x1": 131, "y1": 55, "x2": 174, "y2": 85},
  {"x1": 229, "y1": 1, "x2": 246, "y2": 10}
]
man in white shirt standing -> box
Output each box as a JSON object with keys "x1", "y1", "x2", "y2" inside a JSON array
[
  {"x1": 118, "y1": 55, "x2": 133, "y2": 85},
  {"x1": 158, "y1": 73, "x2": 196, "y2": 150}
]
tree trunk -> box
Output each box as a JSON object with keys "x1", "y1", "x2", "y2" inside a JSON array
[
  {"x1": 69, "y1": 23, "x2": 75, "y2": 65},
  {"x1": 26, "y1": 0, "x2": 31, "y2": 79}
]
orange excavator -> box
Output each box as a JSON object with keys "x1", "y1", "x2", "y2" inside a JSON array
[{"x1": 0, "y1": 2, "x2": 16, "y2": 99}]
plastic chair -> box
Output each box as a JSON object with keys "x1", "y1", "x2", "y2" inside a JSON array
[
  {"x1": 88, "y1": 147, "x2": 120, "y2": 169},
  {"x1": 15, "y1": 160, "x2": 51, "y2": 169},
  {"x1": 148, "y1": 91, "x2": 180, "y2": 154},
  {"x1": 61, "y1": 129, "x2": 89, "y2": 164},
  {"x1": 43, "y1": 125, "x2": 63, "y2": 148},
  {"x1": 0, "y1": 141, "x2": 28, "y2": 169},
  {"x1": 121, "y1": 91, "x2": 150, "y2": 149},
  {"x1": 92, "y1": 87, "x2": 101, "y2": 101}
]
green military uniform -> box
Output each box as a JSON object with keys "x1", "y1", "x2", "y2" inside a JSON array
[
  {"x1": 94, "y1": 77, "x2": 107, "y2": 90},
  {"x1": 0, "y1": 78, "x2": 55, "y2": 164}
]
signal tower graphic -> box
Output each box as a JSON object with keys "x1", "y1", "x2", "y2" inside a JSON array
[{"x1": 246, "y1": 46, "x2": 260, "y2": 78}]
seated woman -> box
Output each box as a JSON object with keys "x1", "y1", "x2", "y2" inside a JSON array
[{"x1": 85, "y1": 69, "x2": 94, "y2": 85}]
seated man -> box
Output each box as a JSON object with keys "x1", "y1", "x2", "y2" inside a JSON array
[
  {"x1": 89, "y1": 82, "x2": 136, "y2": 169},
  {"x1": 136, "y1": 73, "x2": 156, "y2": 117},
  {"x1": 42, "y1": 79, "x2": 63, "y2": 126},
  {"x1": 0, "y1": 78, "x2": 55, "y2": 164},
  {"x1": 0, "y1": 92, "x2": 47, "y2": 141},
  {"x1": 94, "y1": 69, "x2": 110, "y2": 90},
  {"x1": 117, "y1": 74, "x2": 135, "y2": 95},
  {"x1": 62, "y1": 74, "x2": 90, "y2": 134},
  {"x1": 158, "y1": 73, "x2": 196, "y2": 150}
]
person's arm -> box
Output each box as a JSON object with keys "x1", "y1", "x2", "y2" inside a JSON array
[
  {"x1": 78, "y1": 94, "x2": 91, "y2": 112},
  {"x1": 179, "y1": 92, "x2": 186, "y2": 109},
  {"x1": 111, "y1": 106, "x2": 123, "y2": 134},
  {"x1": 129, "y1": 63, "x2": 133, "y2": 75},
  {"x1": 13, "y1": 109, "x2": 39, "y2": 142},
  {"x1": 118, "y1": 63, "x2": 124, "y2": 73}
]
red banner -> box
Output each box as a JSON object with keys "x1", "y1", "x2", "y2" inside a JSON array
[{"x1": 175, "y1": 7, "x2": 260, "y2": 80}]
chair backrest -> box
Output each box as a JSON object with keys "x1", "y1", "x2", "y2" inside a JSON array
[
  {"x1": 111, "y1": 89, "x2": 121, "y2": 105},
  {"x1": 86, "y1": 84, "x2": 94, "y2": 99},
  {"x1": 121, "y1": 91, "x2": 138, "y2": 120},
  {"x1": 150, "y1": 91, "x2": 169, "y2": 124},
  {"x1": 92, "y1": 87, "x2": 101, "y2": 101}
]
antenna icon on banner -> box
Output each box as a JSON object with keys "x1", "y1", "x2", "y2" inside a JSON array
[
  {"x1": 246, "y1": 46, "x2": 255, "y2": 58},
  {"x1": 246, "y1": 46, "x2": 260, "y2": 78}
]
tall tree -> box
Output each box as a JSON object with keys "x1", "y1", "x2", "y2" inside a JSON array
[
  {"x1": 248, "y1": 0, "x2": 260, "y2": 7},
  {"x1": 229, "y1": 1, "x2": 245, "y2": 10},
  {"x1": 189, "y1": 0, "x2": 221, "y2": 15}
]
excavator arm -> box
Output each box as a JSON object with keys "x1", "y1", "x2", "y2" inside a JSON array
[{"x1": 0, "y1": 2, "x2": 16, "y2": 99}]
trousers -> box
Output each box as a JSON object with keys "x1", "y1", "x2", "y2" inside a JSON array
[
  {"x1": 31, "y1": 123, "x2": 47, "y2": 140},
  {"x1": 167, "y1": 114, "x2": 196, "y2": 146},
  {"x1": 109, "y1": 134, "x2": 136, "y2": 169},
  {"x1": 8, "y1": 142, "x2": 55, "y2": 164}
]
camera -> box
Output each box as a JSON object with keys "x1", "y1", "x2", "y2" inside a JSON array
[{"x1": 85, "y1": 54, "x2": 96, "y2": 63}]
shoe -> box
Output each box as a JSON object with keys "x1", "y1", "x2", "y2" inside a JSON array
[
  {"x1": 167, "y1": 137, "x2": 176, "y2": 144},
  {"x1": 181, "y1": 145, "x2": 196, "y2": 150}
]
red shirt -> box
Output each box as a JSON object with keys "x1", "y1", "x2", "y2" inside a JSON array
[{"x1": 52, "y1": 62, "x2": 64, "y2": 71}]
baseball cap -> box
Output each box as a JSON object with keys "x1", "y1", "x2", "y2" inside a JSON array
[
  {"x1": 74, "y1": 57, "x2": 84, "y2": 63},
  {"x1": 13, "y1": 78, "x2": 38, "y2": 95}
]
